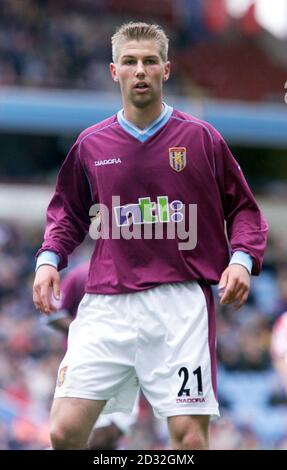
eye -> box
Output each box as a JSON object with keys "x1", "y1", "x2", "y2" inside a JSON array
[
  {"x1": 145, "y1": 59, "x2": 156, "y2": 65},
  {"x1": 124, "y1": 59, "x2": 135, "y2": 65}
]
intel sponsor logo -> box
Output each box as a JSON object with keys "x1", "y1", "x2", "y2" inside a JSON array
[{"x1": 95, "y1": 158, "x2": 122, "y2": 166}]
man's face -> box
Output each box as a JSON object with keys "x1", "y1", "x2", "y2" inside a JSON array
[{"x1": 110, "y1": 40, "x2": 170, "y2": 109}]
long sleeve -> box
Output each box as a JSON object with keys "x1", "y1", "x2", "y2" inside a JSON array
[
  {"x1": 214, "y1": 134, "x2": 268, "y2": 276},
  {"x1": 36, "y1": 139, "x2": 94, "y2": 270}
]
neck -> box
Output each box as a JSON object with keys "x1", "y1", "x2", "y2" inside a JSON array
[{"x1": 123, "y1": 99, "x2": 164, "y2": 129}]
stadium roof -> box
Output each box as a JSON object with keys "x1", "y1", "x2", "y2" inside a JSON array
[{"x1": 0, "y1": 87, "x2": 287, "y2": 147}]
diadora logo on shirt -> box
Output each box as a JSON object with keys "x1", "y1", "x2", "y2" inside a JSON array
[
  {"x1": 95, "y1": 158, "x2": 122, "y2": 166},
  {"x1": 114, "y1": 196, "x2": 183, "y2": 227}
]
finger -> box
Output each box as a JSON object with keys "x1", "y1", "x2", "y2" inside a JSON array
[
  {"x1": 218, "y1": 270, "x2": 229, "y2": 299},
  {"x1": 220, "y1": 278, "x2": 238, "y2": 304},
  {"x1": 33, "y1": 303, "x2": 42, "y2": 311},
  {"x1": 233, "y1": 285, "x2": 249, "y2": 309},
  {"x1": 52, "y1": 277, "x2": 61, "y2": 301},
  {"x1": 40, "y1": 283, "x2": 55, "y2": 314},
  {"x1": 225, "y1": 283, "x2": 248, "y2": 309},
  {"x1": 33, "y1": 286, "x2": 42, "y2": 311},
  {"x1": 234, "y1": 292, "x2": 248, "y2": 310},
  {"x1": 218, "y1": 270, "x2": 229, "y2": 291},
  {"x1": 33, "y1": 297, "x2": 42, "y2": 311}
]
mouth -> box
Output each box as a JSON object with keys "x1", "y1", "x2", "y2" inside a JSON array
[{"x1": 134, "y1": 82, "x2": 150, "y2": 93}]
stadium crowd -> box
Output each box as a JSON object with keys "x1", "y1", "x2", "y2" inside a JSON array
[{"x1": 0, "y1": 0, "x2": 286, "y2": 101}]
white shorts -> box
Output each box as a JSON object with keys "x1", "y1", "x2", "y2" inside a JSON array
[
  {"x1": 95, "y1": 392, "x2": 140, "y2": 434},
  {"x1": 54, "y1": 281, "x2": 219, "y2": 418}
]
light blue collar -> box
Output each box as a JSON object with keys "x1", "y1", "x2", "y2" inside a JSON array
[{"x1": 117, "y1": 103, "x2": 173, "y2": 142}]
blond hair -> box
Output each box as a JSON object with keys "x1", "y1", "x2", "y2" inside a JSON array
[{"x1": 111, "y1": 22, "x2": 169, "y2": 63}]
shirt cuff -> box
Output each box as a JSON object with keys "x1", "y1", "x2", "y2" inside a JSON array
[
  {"x1": 229, "y1": 251, "x2": 253, "y2": 275},
  {"x1": 36, "y1": 250, "x2": 60, "y2": 271}
]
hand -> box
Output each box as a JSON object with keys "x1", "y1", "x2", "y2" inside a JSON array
[
  {"x1": 218, "y1": 264, "x2": 250, "y2": 310},
  {"x1": 33, "y1": 265, "x2": 61, "y2": 314}
]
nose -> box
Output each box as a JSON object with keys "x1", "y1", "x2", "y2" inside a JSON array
[{"x1": 135, "y1": 60, "x2": 145, "y2": 77}]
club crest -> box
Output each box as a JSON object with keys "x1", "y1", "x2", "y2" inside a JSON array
[
  {"x1": 57, "y1": 366, "x2": 68, "y2": 387},
  {"x1": 169, "y1": 147, "x2": 186, "y2": 172}
]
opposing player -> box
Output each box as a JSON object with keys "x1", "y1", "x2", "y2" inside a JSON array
[
  {"x1": 44, "y1": 262, "x2": 138, "y2": 449},
  {"x1": 33, "y1": 22, "x2": 268, "y2": 449}
]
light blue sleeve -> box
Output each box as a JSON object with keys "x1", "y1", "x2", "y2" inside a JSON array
[
  {"x1": 36, "y1": 250, "x2": 60, "y2": 271},
  {"x1": 229, "y1": 251, "x2": 253, "y2": 275}
]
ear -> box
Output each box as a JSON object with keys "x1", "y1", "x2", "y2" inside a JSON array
[
  {"x1": 163, "y1": 61, "x2": 171, "y2": 82},
  {"x1": 110, "y1": 62, "x2": 119, "y2": 82}
]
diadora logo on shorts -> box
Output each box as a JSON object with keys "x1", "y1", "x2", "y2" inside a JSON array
[
  {"x1": 176, "y1": 397, "x2": 205, "y2": 404},
  {"x1": 114, "y1": 196, "x2": 183, "y2": 227},
  {"x1": 95, "y1": 158, "x2": 122, "y2": 166}
]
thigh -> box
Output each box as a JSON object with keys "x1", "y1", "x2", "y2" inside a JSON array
[
  {"x1": 50, "y1": 397, "x2": 106, "y2": 446},
  {"x1": 136, "y1": 282, "x2": 219, "y2": 419}
]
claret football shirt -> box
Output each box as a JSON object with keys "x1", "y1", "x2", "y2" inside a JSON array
[{"x1": 37, "y1": 105, "x2": 268, "y2": 294}]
